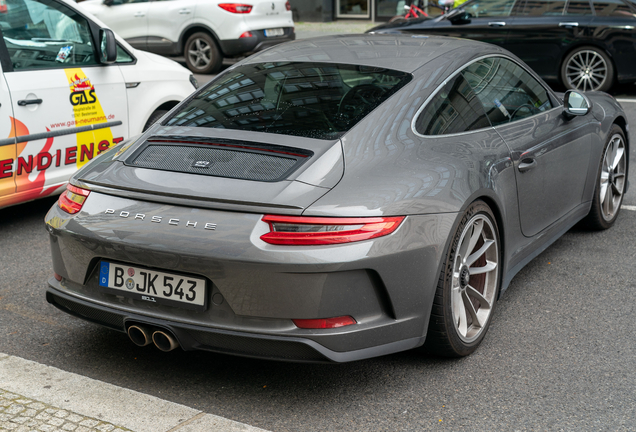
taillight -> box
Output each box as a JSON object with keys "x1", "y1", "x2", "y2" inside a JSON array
[
  {"x1": 285, "y1": 0, "x2": 291, "y2": 10},
  {"x1": 58, "y1": 184, "x2": 90, "y2": 214},
  {"x1": 293, "y1": 316, "x2": 357, "y2": 329},
  {"x1": 239, "y1": 31, "x2": 254, "y2": 38},
  {"x1": 218, "y1": 3, "x2": 252, "y2": 13},
  {"x1": 260, "y1": 215, "x2": 405, "y2": 245}
]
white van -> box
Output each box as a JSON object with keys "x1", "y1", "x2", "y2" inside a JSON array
[{"x1": 0, "y1": 0, "x2": 197, "y2": 209}]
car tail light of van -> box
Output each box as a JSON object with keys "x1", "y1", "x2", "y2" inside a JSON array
[
  {"x1": 285, "y1": 1, "x2": 291, "y2": 10},
  {"x1": 218, "y1": 3, "x2": 253, "y2": 13},
  {"x1": 58, "y1": 184, "x2": 90, "y2": 214},
  {"x1": 260, "y1": 215, "x2": 405, "y2": 245}
]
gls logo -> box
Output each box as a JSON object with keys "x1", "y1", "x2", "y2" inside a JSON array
[{"x1": 70, "y1": 89, "x2": 97, "y2": 106}]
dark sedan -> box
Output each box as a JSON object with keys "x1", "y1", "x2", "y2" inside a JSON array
[
  {"x1": 369, "y1": 0, "x2": 636, "y2": 92},
  {"x1": 45, "y1": 35, "x2": 628, "y2": 362}
]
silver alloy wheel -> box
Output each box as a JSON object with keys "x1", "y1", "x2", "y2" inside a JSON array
[
  {"x1": 451, "y1": 214, "x2": 499, "y2": 343},
  {"x1": 565, "y1": 49, "x2": 608, "y2": 92},
  {"x1": 188, "y1": 38, "x2": 212, "y2": 69},
  {"x1": 600, "y1": 133, "x2": 626, "y2": 221}
]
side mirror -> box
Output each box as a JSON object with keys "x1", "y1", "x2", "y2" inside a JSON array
[
  {"x1": 99, "y1": 28, "x2": 117, "y2": 64},
  {"x1": 448, "y1": 8, "x2": 470, "y2": 24},
  {"x1": 103, "y1": 0, "x2": 114, "y2": 6},
  {"x1": 563, "y1": 90, "x2": 591, "y2": 119}
]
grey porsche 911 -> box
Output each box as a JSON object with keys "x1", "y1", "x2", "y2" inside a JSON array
[{"x1": 45, "y1": 35, "x2": 629, "y2": 362}]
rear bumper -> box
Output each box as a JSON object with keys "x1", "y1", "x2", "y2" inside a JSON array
[
  {"x1": 219, "y1": 28, "x2": 295, "y2": 57},
  {"x1": 44, "y1": 192, "x2": 456, "y2": 362},
  {"x1": 47, "y1": 285, "x2": 422, "y2": 363}
]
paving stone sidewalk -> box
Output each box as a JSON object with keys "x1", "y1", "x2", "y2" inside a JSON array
[{"x1": 0, "y1": 390, "x2": 131, "y2": 432}]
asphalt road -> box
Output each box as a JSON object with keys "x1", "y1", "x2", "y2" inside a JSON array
[{"x1": 1, "y1": 87, "x2": 636, "y2": 431}]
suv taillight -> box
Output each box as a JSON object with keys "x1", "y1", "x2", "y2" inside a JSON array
[
  {"x1": 58, "y1": 184, "x2": 90, "y2": 214},
  {"x1": 260, "y1": 215, "x2": 405, "y2": 245},
  {"x1": 285, "y1": 1, "x2": 291, "y2": 11},
  {"x1": 218, "y1": 3, "x2": 253, "y2": 13}
]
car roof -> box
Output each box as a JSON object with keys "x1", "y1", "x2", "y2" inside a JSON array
[{"x1": 243, "y1": 34, "x2": 500, "y2": 73}]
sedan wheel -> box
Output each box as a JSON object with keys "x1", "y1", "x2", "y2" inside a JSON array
[
  {"x1": 561, "y1": 47, "x2": 614, "y2": 92},
  {"x1": 425, "y1": 201, "x2": 500, "y2": 357},
  {"x1": 184, "y1": 32, "x2": 223, "y2": 74},
  {"x1": 583, "y1": 125, "x2": 627, "y2": 229}
]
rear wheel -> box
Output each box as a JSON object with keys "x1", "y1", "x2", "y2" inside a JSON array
[
  {"x1": 424, "y1": 200, "x2": 501, "y2": 357},
  {"x1": 582, "y1": 125, "x2": 627, "y2": 230},
  {"x1": 184, "y1": 32, "x2": 223, "y2": 74}
]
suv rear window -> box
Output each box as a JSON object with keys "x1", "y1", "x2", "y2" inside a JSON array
[{"x1": 165, "y1": 62, "x2": 412, "y2": 140}]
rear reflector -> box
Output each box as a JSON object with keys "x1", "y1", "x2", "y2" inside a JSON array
[
  {"x1": 293, "y1": 316, "x2": 357, "y2": 329},
  {"x1": 53, "y1": 272, "x2": 62, "y2": 281},
  {"x1": 260, "y1": 215, "x2": 405, "y2": 245},
  {"x1": 239, "y1": 31, "x2": 254, "y2": 38},
  {"x1": 218, "y1": 3, "x2": 252, "y2": 13},
  {"x1": 58, "y1": 184, "x2": 90, "y2": 214}
]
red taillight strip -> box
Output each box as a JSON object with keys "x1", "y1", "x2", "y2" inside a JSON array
[
  {"x1": 58, "y1": 184, "x2": 90, "y2": 214},
  {"x1": 260, "y1": 215, "x2": 405, "y2": 245},
  {"x1": 146, "y1": 139, "x2": 309, "y2": 158},
  {"x1": 218, "y1": 3, "x2": 253, "y2": 13}
]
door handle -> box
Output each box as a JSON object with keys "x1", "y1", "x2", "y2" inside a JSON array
[
  {"x1": 178, "y1": 8, "x2": 191, "y2": 14},
  {"x1": 488, "y1": 22, "x2": 506, "y2": 27},
  {"x1": 559, "y1": 22, "x2": 579, "y2": 27},
  {"x1": 17, "y1": 98, "x2": 42, "y2": 106},
  {"x1": 518, "y1": 158, "x2": 536, "y2": 172},
  {"x1": 134, "y1": 11, "x2": 145, "y2": 17}
]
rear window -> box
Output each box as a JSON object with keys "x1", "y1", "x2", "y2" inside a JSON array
[{"x1": 165, "y1": 62, "x2": 412, "y2": 140}]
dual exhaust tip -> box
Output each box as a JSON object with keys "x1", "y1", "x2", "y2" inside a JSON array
[{"x1": 127, "y1": 325, "x2": 179, "y2": 352}]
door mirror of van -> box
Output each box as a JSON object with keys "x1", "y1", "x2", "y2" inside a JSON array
[
  {"x1": 99, "y1": 28, "x2": 117, "y2": 64},
  {"x1": 563, "y1": 90, "x2": 591, "y2": 118},
  {"x1": 103, "y1": 0, "x2": 114, "y2": 6}
]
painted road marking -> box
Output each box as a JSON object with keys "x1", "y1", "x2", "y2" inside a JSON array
[
  {"x1": 621, "y1": 205, "x2": 636, "y2": 211},
  {"x1": 0, "y1": 353, "x2": 268, "y2": 432},
  {"x1": 616, "y1": 98, "x2": 636, "y2": 103}
]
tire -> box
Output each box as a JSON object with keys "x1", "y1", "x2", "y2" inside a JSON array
[
  {"x1": 582, "y1": 125, "x2": 627, "y2": 230},
  {"x1": 424, "y1": 200, "x2": 501, "y2": 357},
  {"x1": 143, "y1": 109, "x2": 168, "y2": 132},
  {"x1": 184, "y1": 32, "x2": 223, "y2": 74},
  {"x1": 561, "y1": 46, "x2": 615, "y2": 92}
]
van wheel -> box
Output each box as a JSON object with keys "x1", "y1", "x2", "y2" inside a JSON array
[
  {"x1": 184, "y1": 32, "x2": 223, "y2": 74},
  {"x1": 143, "y1": 110, "x2": 168, "y2": 132}
]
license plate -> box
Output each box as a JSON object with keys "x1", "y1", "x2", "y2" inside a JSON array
[
  {"x1": 98, "y1": 261, "x2": 207, "y2": 310},
  {"x1": 264, "y1": 28, "x2": 284, "y2": 37}
]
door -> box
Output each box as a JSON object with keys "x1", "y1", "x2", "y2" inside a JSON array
[
  {"x1": 418, "y1": 0, "x2": 523, "y2": 46},
  {"x1": 0, "y1": 0, "x2": 128, "y2": 205},
  {"x1": 0, "y1": 70, "x2": 16, "y2": 205},
  {"x1": 462, "y1": 57, "x2": 593, "y2": 237},
  {"x1": 504, "y1": 0, "x2": 595, "y2": 81},
  {"x1": 146, "y1": 0, "x2": 194, "y2": 51},
  {"x1": 85, "y1": 0, "x2": 150, "y2": 50}
]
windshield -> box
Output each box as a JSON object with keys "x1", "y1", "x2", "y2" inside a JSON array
[{"x1": 165, "y1": 62, "x2": 412, "y2": 140}]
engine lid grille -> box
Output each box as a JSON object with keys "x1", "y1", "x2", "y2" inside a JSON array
[{"x1": 124, "y1": 138, "x2": 312, "y2": 182}]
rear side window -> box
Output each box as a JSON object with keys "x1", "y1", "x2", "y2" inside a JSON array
[
  {"x1": 592, "y1": 0, "x2": 636, "y2": 16},
  {"x1": 165, "y1": 62, "x2": 412, "y2": 140},
  {"x1": 463, "y1": 0, "x2": 518, "y2": 17},
  {"x1": 415, "y1": 74, "x2": 491, "y2": 135},
  {"x1": 462, "y1": 57, "x2": 552, "y2": 126},
  {"x1": 565, "y1": 0, "x2": 593, "y2": 15},
  {"x1": 520, "y1": 0, "x2": 567, "y2": 15},
  {"x1": 0, "y1": 0, "x2": 98, "y2": 70}
]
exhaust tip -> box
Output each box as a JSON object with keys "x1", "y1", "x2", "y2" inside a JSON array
[
  {"x1": 127, "y1": 325, "x2": 152, "y2": 347},
  {"x1": 152, "y1": 330, "x2": 179, "y2": 352}
]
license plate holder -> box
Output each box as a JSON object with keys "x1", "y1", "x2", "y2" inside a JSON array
[
  {"x1": 264, "y1": 28, "x2": 284, "y2": 37},
  {"x1": 98, "y1": 261, "x2": 207, "y2": 311}
]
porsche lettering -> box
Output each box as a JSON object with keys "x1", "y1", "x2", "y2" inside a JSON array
[{"x1": 104, "y1": 209, "x2": 217, "y2": 230}]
